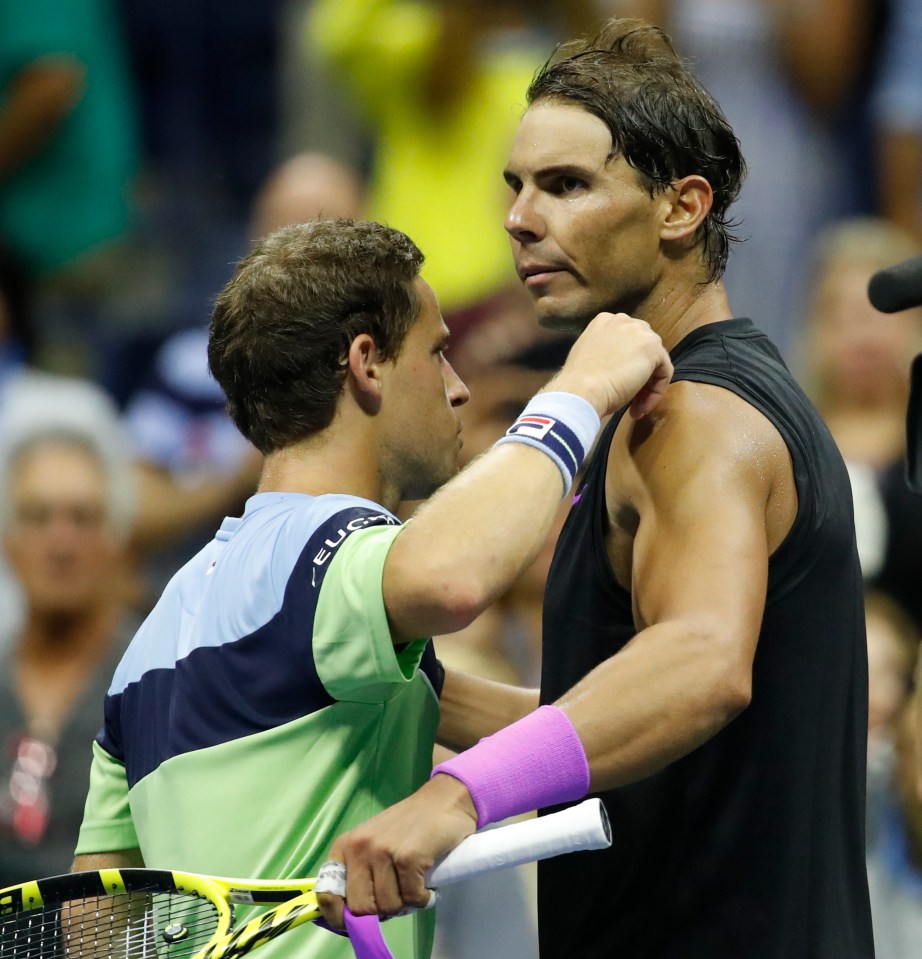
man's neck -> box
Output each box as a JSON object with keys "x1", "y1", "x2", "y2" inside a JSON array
[
  {"x1": 258, "y1": 424, "x2": 395, "y2": 511},
  {"x1": 638, "y1": 277, "x2": 734, "y2": 353}
]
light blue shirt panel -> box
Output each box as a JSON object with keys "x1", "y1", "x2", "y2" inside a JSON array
[{"x1": 107, "y1": 492, "x2": 399, "y2": 695}]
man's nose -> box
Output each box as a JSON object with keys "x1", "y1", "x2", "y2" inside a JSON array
[
  {"x1": 445, "y1": 361, "x2": 470, "y2": 408},
  {"x1": 505, "y1": 191, "x2": 544, "y2": 243}
]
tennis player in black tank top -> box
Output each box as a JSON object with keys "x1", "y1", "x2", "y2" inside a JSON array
[
  {"x1": 540, "y1": 319, "x2": 872, "y2": 957},
  {"x1": 316, "y1": 19, "x2": 874, "y2": 958}
]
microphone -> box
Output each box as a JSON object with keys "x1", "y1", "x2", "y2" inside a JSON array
[
  {"x1": 867, "y1": 253, "x2": 922, "y2": 313},
  {"x1": 909, "y1": 354, "x2": 922, "y2": 495},
  {"x1": 867, "y1": 255, "x2": 922, "y2": 493}
]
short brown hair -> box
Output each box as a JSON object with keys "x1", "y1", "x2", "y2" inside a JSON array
[
  {"x1": 208, "y1": 219, "x2": 425, "y2": 453},
  {"x1": 527, "y1": 18, "x2": 746, "y2": 281}
]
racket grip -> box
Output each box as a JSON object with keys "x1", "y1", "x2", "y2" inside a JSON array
[{"x1": 424, "y1": 798, "x2": 610, "y2": 888}]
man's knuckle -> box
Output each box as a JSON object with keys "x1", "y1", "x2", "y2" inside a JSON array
[
  {"x1": 348, "y1": 833, "x2": 373, "y2": 857},
  {"x1": 405, "y1": 888, "x2": 431, "y2": 909}
]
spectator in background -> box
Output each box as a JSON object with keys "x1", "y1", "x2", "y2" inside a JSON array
[
  {"x1": 0, "y1": 0, "x2": 140, "y2": 376},
  {"x1": 248, "y1": 151, "x2": 366, "y2": 240},
  {"x1": 868, "y1": 592, "x2": 921, "y2": 760},
  {"x1": 800, "y1": 216, "x2": 922, "y2": 629},
  {"x1": 618, "y1": 0, "x2": 881, "y2": 358},
  {"x1": 0, "y1": 242, "x2": 128, "y2": 647},
  {"x1": 0, "y1": 0, "x2": 138, "y2": 279},
  {"x1": 0, "y1": 234, "x2": 253, "y2": 627},
  {"x1": 121, "y1": 323, "x2": 262, "y2": 607},
  {"x1": 0, "y1": 425, "x2": 137, "y2": 885}
]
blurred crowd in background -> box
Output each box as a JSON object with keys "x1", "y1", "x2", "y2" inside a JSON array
[{"x1": 1, "y1": 0, "x2": 922, "y2": 956}]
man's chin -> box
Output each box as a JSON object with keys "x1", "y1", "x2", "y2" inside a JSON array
[{"x1": 534, "y1": 301, "x2": 591, "y2": 334}]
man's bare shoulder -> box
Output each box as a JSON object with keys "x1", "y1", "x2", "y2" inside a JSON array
[
  {"x1": 608, "y1": 379, "x2": 792, "y2": 509},
  {"x1": 603, "y1": 380, "x2": 798, "y2": 577}
]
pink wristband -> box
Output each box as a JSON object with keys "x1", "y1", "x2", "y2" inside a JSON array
[{"x1": 431, "y1": 705, "x2": 590, "y2": 828}]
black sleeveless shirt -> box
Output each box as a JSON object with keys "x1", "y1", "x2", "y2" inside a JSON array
[{"x1": 539, "y1": 320, "x2": 874, "y2": 958}]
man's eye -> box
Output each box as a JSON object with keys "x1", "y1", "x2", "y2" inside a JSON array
[{"x1": 560, "y1": 176, "x2": 585, "y2": 192}]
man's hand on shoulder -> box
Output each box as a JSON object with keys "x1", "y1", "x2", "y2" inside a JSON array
[{"x1": 549, "y1": 312, "x2": 674, "y2": 420}]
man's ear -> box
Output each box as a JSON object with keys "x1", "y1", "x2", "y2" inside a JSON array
[
  {"x1": 660, "y1": 174, "x2": 713, "y2": 243},
  {"x1": 346, "y1": 333, "x2": 385, "y2": 413}
]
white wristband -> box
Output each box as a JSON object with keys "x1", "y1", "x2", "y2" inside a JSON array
[{"x1": 493, "y1": 392, "x2": 601, "y2": 496}]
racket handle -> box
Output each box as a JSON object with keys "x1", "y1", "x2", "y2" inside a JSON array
[{"x1": 424, "y1": 797, "x2": 610, "y2": 888}]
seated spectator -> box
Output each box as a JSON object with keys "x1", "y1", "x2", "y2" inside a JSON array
[
  {"x1": 0, "y1": 424, "x2": 137, "y2": 884},
  {"x1": 248, "y1": 151, "x2": 365, "y2": 239},
  {"x1": 800, "y1": 216, "x2": 922, "y2": 628},
  {"x1": 0, "y1": 235, "x2": 259, "y2": 623},
  {"x1": 0, "y1": 0, "x2": 143, "y2": 381},
  {"x1": 0, "y1": 0, "x2": 139, "y2": 281},
  {"x1": 0, "y1": 243, "x2": 127, "y2": 646}
]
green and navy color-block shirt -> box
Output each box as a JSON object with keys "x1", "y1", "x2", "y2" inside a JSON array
[{"x1": 77, "y1": 492, "x2": 442, "y2": 958}]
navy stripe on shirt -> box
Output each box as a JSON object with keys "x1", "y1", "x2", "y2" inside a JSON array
[{"x1": 100, "y1": 507, "x2": 410, "y2": 787}]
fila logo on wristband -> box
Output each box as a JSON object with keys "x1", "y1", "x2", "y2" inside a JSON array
[
  {"x1": 504, "y1": 414, "x2": 584, "y2": 477},
  {"x1": 507, "y1": 415, "x2": 555, "y2": 440},
  {"x1": 494, "y1": 392, "x2": 601, "y2": 497}
]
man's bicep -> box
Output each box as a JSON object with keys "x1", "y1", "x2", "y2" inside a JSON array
[
  {"x1": 625, "y1": 390, "x2": 779, "y2": 657},
  {"x1": 632, "y1": 476, "x2": 768, "y2": 645}
]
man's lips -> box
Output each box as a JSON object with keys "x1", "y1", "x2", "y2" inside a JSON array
[{"x1": 518, "y1": 264, "x2": 567, "y2": 287}]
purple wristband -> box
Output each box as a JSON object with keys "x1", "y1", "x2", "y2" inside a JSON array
[{"x1": 431, "y1": 705, "x2": 590, "y2": 828}]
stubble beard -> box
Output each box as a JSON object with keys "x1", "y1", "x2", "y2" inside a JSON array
[
  {"x1": 398, "y1": 451, "x2": 459, "y2": 503},
  {"x1": 533, "y1": 294, "x2": 598, "y2": 334}
]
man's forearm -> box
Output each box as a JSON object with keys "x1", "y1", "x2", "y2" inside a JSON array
[
  {"x1": 437, "y1": 668, "x2": 537, "y2": 752},
  {"x1": 557, "y1": 621, "x2": 752, "y2": 793},
  {"x1": 429, "y1": 620, "x2": 752, "y2": 834}
]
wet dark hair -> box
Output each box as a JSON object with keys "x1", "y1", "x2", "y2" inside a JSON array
[
  {"x1": 209, "y1": 219, "x2": 424, "y2": 454},
  {"x1": 527, "y1": 18, "x2": 746, "y2": 281}
]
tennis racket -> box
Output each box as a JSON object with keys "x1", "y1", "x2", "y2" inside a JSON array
[{"x1": 0, "y1": 798, "x2": 610, "y2": 959}]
